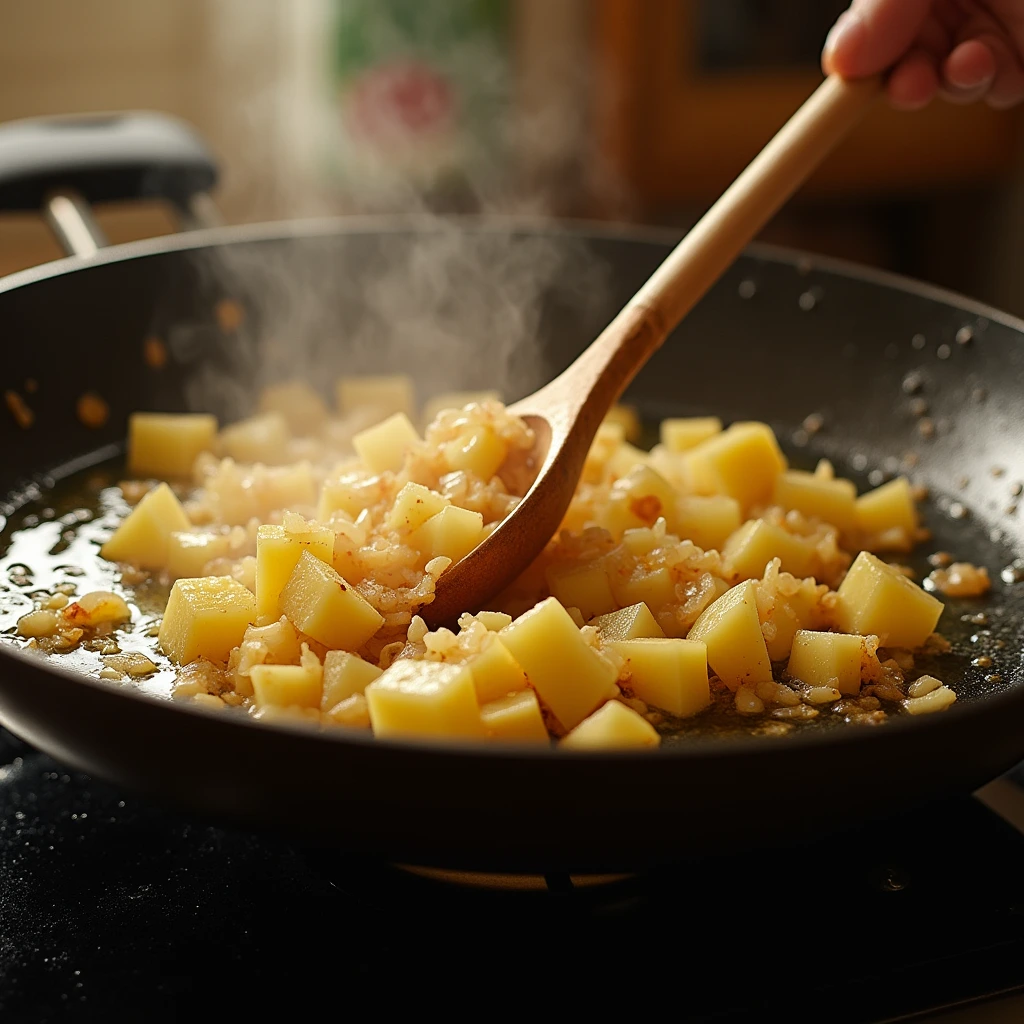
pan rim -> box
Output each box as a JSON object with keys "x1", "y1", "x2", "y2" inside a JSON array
[
  {"x1": 2, "y1": 213, "x2": 1024, "y2": 768},
  {"x1": 2, "y1": 211, "x2": 1024, "y2": 339}
]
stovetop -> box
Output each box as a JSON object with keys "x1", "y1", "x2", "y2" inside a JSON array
[{"x1": 2, "y1": 725, "x2": 1024, "y2": 1024}]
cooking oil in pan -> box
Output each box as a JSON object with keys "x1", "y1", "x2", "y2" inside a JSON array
[{"x1": 0, "y1": 440, "x2": 1020, "y2": 742}]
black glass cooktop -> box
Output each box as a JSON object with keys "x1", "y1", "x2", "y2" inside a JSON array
[{"x1": 2, "y1": 725, "x2": 1024, "y2": 1022}]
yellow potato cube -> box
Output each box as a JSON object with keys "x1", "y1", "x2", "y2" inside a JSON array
[
  {"x1": 408, "y1": 505, "x2": 484, "y2": 564},
  {"x1": 258, "y1": 381, "x2": 328, "y2": 436},
  {"x1": 545, "y1": 561, "x2": 617, "y2": 621},
  {"x1": 675, "y1": 495, "x2": 742, "y2": 552},
  {"x1": 251, "y1": 661, "x2": 323, "y2": 710},
  {"x1": 280, "y1": 550, "x2": 384, "y2": 651},
  {"x1": 468, "y1": 636, "x2": 528, "y2": 704},
  {"x1": 561, "y1": 700, "x2": 660, "y2": 750},
  {"x1": 325, "y1": 693, "x2": 372, "y2": 728},
  {"x1": 166, "y1": 531, "x2": 231, "y2": 579},
  {"x1": 158, "y1": 576, "x2": 256, "y2": 665},
  {"x1": 385, "y1": 482, "x2": 449, "y2": 534},
  {"x1": 365, "y1": 659, "x2": 484, "y2": 739},
  {"x1": 255, "y1": 523, "x2": 335, "y2": 623},
  {"x1": 321, "y1": 650, "x2": 382, "y2": 710},
  {"x1": 480, "y1": 689, "x2": 549, "y2": 743},
  {"x1": 443, "y1": 426, "x2": 507, "y2": 480},
  {"x1": 773, "y1": 470, "x2": 857, "y2": 534},
  {"x1": 421, "y1": 390, "x2": 501, "y2": 428},
  {"x1": 336, "y1": 374, "x2": 415, "y2": 419},
  {"x1": 856, "y1": 477, "x2": 918, "y2": 536},
  {"x1": 612, "y1": 638, "x2": 710, "y2": 717},
  {"x1": 723, "y1": 518, "x2": 818, "y2": 581},
  {"x1": 590, "y1": 602, "x2": 665, "y2": 642},
  {"x1": 683, "y1": 422, "x2": 787, "y2": 509},
  {"x1": 610, "y1": 566, "x2": 676, "y2": 614},
  {"x1": 761, "y1": 579, "x2": 825, "y2": 662},
  {"x1": 500, "y1": 597, "x2": 619, "y2": 730},
  {"x1": 834, "y1": 551, "x2": 942, "y2": 649},
  {"x1": 601, "y1": 465, "x2": 678, "y2": 536},
  {"x1": 660, "y1": 416, "x2": 722, "y2": 452},
  {"x1": 101, "y1": 482, "x2": 192, "y2": 570},
  {"x1": 604, "y1": 404, "x2": 642, "y2": 443},
  {"x1": 688, "y1": 580, "x2": 773, "y2": 689},
  {"x1": 605, "y1": 442, "x2": 649, "y2": 481},
  {"x1": 352, "y1": 412, "x2": 421, "y2": 474},
  {"x1": 128, "y1": 413, "x2": 217, "y2": 478},
  {"x1": 787, "y1": 630, "x2": 866, "y2": 696},
  {"x1": 219, "y1": 412, "x2": 290, "y2": 465}
]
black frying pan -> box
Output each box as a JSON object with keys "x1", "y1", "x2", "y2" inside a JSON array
[{"x1": 1, "y1": 113, "x2": 1023, "y2": 873}]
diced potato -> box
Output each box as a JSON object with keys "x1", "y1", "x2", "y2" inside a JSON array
[
  {"x1": 407, "y1": 505, "x2": 484, "y2": 564},
  {"x1": 352, "y1": 412, "x2": 420, "y2": 474},
  {"x1": 280, "y1": 550, "x2": 384, "y2": 651},
  {"x1": 500, "y1": 597, "x2": 619, "y2": 731},
  {"x1": 683, "y1": 422, "x2": 786, "y2": 509},
  {"x1": 219, "y1": 412, "x2": 290, "y2": 465},
  {"x1": 259, "y1": 462, "x2": 318, "y2": 515},
  {"x1": 612, "y1": 638, "x2": 710, "y2": 717},
  {"x1": 166, "y1": 530, "x2": 231, "y2": 579},
  {"x1": 421, "y1": 390, "x2": 501, "y2": 428},
  {"x1": 475, "y1": 611, "x2": 512, "y2": 631},
  {"x1": 675, "y1": 495, "x2": 741, "y2": 552},
  {"x1": 63, "y1": 591, "x2": 131, "y2": 628},
  {"x1": 834, "y1": 551, "x2": 942, "y2": 649},
  {"x1": 101, "y1": 482, "x2": 192, "y2": 570},
  {"x1": 590, "y1": 602, "x2": 665, "y2": 642},
  {"x1": 480, "y1": 689, "x2": 549, "y2": 743},
  {"x1": 645, "y1": 445, "x2": 687, "y2": 489},
  {"x1": 605, "y1": 442, "x2": 649, "y2": 481},
  {"x1": 545, "y1": 561, "x2": 617, "y2": 621},
  {"x1": 385, "y1": 482, "x2": 449, "y2": 534},
  {"x1": 723, "y1": 518, "x2": 818, "y2": 581},
  {"x1": 251, "y1": 661, "x2": 323, "y2": 710},
  {"x1": 255, "y1": 523, "x2": 335, "y2": 623},
  {"x1": 604, "y1": 404, "x2": 642, "y2": 443},
  {"x1": 365, "y1": 659, "x2": 484, "y2": 739},
  {"x1": 317, "y1": 472, "x2": 386, "y2": 522},
  {"x1": 258, "y1": 381, "x2": 329, "y2": 436},
  {"x1": 158, "y1": 576, "x2": 256, "y2": 665},
  {"x1": 787, "y1": 630, "x2": 866, "y2": 696},
  {"x1": 561, "y1": 700, "x2": 660, "y2": 750},
  {"x1": 128, "y1": 413, "x2": 217, "y2": 478},
  {"x1": 610, "y1": 566, "x2": 676, "y2": 614},
  {"x1": 321, "y1": 650, "x2": 382, "y2": 710},
  {"x1": 760, "y1": 578, "x2": 824, "y2": 662},
  {"x1": 600, "y1": 464, "x2": 678, "y2": 536},
  {"x1": 443, "y1": 425, "x2": 507, "y2": 480},
  {"x1": 336, "y1": 375, "x2": 415, "y2": 419},
  {"x1": 660, "y1": 416, "x2": 722, "y2": 452},
  {"x1": 773, "y1": 470, "x2": 857, "y2": 534},
  {"x1": 325, "y1": 693, "x2": 372, "y2": 728},
  {"x1": 856, "y1": 477, "x2": 917, "y2": 536},
  {"x1": 468, "y1": 636, "x2": 528, "y2": 704},
  {"x1": 687, "y1": 579, "x2": 773, "y2": 689}
]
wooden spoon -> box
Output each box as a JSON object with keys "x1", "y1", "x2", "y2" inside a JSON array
[{"x1": 424, "y1": 74, "x2": 881, "y2": 626}]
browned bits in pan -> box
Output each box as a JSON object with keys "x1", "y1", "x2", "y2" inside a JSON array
[
  {"x1": 76, "y1": 393, "x2": 110, "y2": 429},
  {"x1": 909, "y1": 397, "x2": 929, "y2": 417},
  {"x1": 215, "y1": 298, "x2": 245, "y2": 333},
  {"x1": 917, "y1": 417, "x2": 935, "y2": 439},
  {"x1": 143, "y1": 336, "x2": 168, "y2": 369},
  {"x1": 4, "y1": 390, "x2": 33, "y2": 429}
]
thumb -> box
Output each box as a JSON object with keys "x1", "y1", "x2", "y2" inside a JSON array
[{"x1": 823, "y1": 0, "x2": 933, "y2": 77}]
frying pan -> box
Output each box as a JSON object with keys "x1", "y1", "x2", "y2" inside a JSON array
[{"x1": 1, "y1": 112, "x2": 1023, "y2": 874}]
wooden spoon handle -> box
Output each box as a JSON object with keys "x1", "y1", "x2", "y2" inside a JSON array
[{"x1": 537, "y1": 74, "x2": 882, "y2": 430}]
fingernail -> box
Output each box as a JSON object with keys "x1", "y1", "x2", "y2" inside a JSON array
[{"x1": 823, "y1": 10, "x2": 865, "y2": 70}]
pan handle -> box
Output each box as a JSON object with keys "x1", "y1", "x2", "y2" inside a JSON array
[{"x1": 0, "y1": 111, "x2": 220, "y2": 257}]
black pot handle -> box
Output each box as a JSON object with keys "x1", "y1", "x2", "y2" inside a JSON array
[{"x1": 0, "y1": 111, "x2": 220, "y2": 256}]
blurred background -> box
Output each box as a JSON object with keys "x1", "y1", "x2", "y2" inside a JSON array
[{"x1": 2, "y1": 0, "x2": 1024, "y2": 314}]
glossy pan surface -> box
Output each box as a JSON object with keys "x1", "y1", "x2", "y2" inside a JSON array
[{"x1": 1, "y1": 218, "x2": 1023, "y2": 872}]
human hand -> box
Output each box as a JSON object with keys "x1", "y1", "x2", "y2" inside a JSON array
[{"x1": 823, "y1": 0, "x2": 1024, "y2": 109}]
